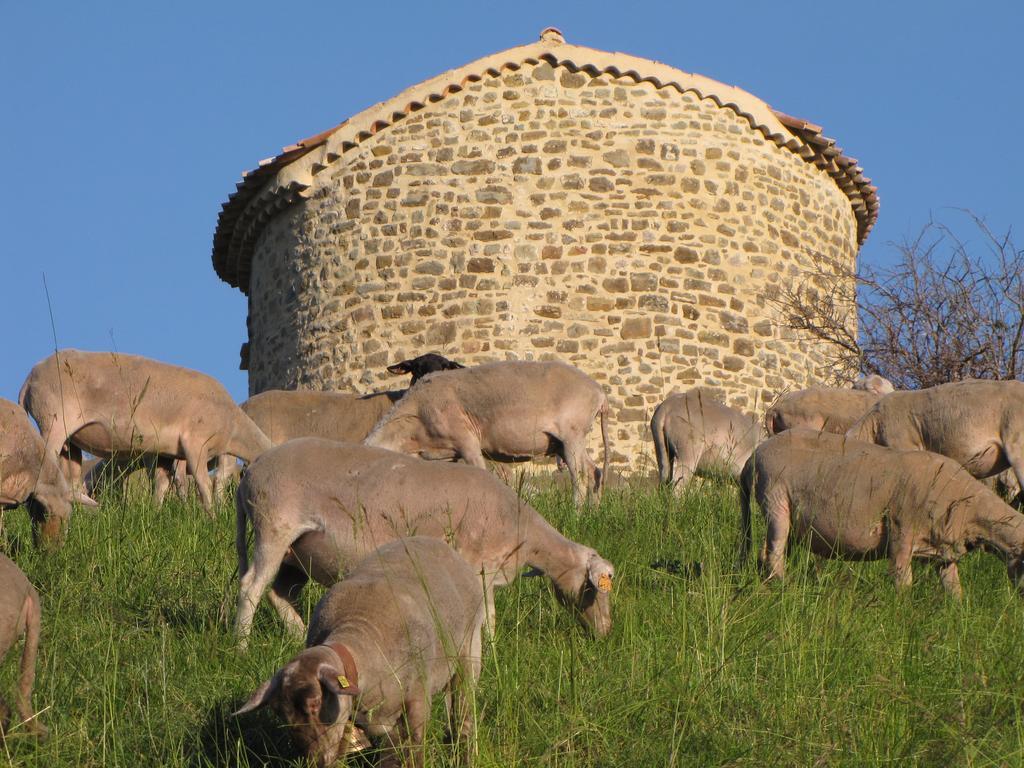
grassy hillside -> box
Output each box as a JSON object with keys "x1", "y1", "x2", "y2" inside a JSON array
[{"x1": 2, "y1": 477, "x2": 1023, "y2": 767}]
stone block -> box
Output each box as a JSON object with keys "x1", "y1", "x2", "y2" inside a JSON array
[
  {"x1": 425, "y1": 321, "x2": 456, "y2": 346},
  {"x1": 603, "y1": 149, "x2": 630, "y2": 167},
  {"x1": 630, "y1": 273, "x2": 658, "y2": 292},
  {"x1": 698, "y1": 330, "x2": 730, "y2": 347},
  {"x1": 467, "y1": 257, "x2": 495, "y2": 273},
  {"x1": 674, "y1": 246, "x2": 699, "y2": 264},
  {"x1": 588, "y1": 296, "x2": 616, "y2": 311},
  {"x1": 513, "y1": 156, "x2": 542, "y2": 174},
  {"x1": 411, "y1": 276, "x2": 436, "y2": 290},
  {"x1": 533, "y1": 62, "x2": 555, "y2": 80},
  {"x1": 638, "y1": 294, "x2": 669, "y2": 311},
  {"x1": 719, "y1": 311, "x2": 748, "y2": 333},
  {"x1": 474, "y1": 230, "x2": 512, "y2": 242},
  {"x1": 475, "y1": 186, "x2": 512, "y2": 204},
  {"x1": 452, "y1": 159, "x2": 496, "y2": 175},
  {"x1": 618, "y1": 408, "x2": 646, "y2": 423},
  {"x1": 350, "y1": 306, "x2": 374, "y2": 323},
  {"x1": 658, "y1": 337, "x2": 681, "y2": 354},
  {"x1": 621, "y1": 317, "x2": 652, "y2": 339},
  {"x1": 406, "y1": 163, "x2": 446, "y2": 176},
  {"x1": 402, "y1": 191, "x2": 428, "y2": 206},
  {"x1": 698, "y1": 294, "x2": 725, "y2": 308},
  {"x1": 415, "y1": 260, "x2": 446, "y2": 275},
  {"x1": 560, "y1": 70, "x2": 587, "y2": 88},
  {"x1": 733, "y1": 338, "x2": 755, "y2": 356}
]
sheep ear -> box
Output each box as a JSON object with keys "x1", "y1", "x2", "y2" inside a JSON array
[
  {"x1": 387, "y1": 361, "x2": 411, "y2": 375},
  {"x1": 587, "y1": 554, "x2": 614, "y2": 594},
  {"x1": 233, "y1": 673, "x2": 281, "y2": 716},
  {"x1": 74, "y1": 491, "x2": 100, "y2": 508},
  {"x1": 319, "y1": 665, "x2": 361, "y2": 697}
]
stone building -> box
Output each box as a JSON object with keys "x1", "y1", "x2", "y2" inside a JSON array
[{"x1": 211, "y1": 29, "x2": 877, "y2": 468}]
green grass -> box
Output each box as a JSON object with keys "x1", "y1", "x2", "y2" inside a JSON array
[{"x1": 2, "y1": 477, "x2": 1024, "y2": 767}]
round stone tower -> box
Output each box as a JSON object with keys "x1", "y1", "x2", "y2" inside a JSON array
[{"x1": 211, "y1": 29, "x2": 877, "y2": 468}]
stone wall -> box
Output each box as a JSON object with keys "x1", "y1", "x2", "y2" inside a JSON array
[{"x1": 245, "y1": 59, "x2": 858, "y2": 469}]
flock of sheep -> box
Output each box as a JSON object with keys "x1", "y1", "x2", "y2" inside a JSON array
[{"x1": 3, "y1": 346, "x2": 1024, "y2": 765}]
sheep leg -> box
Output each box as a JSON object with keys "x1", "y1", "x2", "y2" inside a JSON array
[
  {"x1": 235, "y1": 532, "x2": 292, "y2": 648},
  {"x1": 669, "y1": 447, "x2": 698, "y2": 497},
  {"x1": 447, "y1": 628, "x2": 482, "y2": 766},
  {"x1": 760, "y1": 493, "x2": 791, "y2": 581},
  {"x1": 482, "y1": 586, "x2": 496, "y2": 638},
  {"x1": 652, "y1": 423, "x2": 671, "y2": 485},
  {"x1": 399, "y1": 692, "x2": 429, "y2": 768},
  {"x1": 211, "y1": 455, "x2": 235, "y2": 501},
  {"x1": 374, "y1": 691, "x2": 429, "y2": 768},
  {"x1": 887, "y1": 533, "x2": 914, "y2": 590},
  {"x1": 181, "y1": 442, "x2": 214, "y2": 515},
  {"x1": 937, "y1": 561, "x2": 963, "y2": 599},
  {"x1": 1003, "y1": 443, "x2": 1024, "y2": 508},
  {"x1": 66, "y1": 443, "x2": 84, "y2": 497},
  {"x1": 172, "y1": 459, "x2": 190, "y2": 500},
  {"x1": 16, "y1": 593, "x2": 45, "y2": 737},
  {"x1": 265, "y1": 565, "x2": 308, "y2": 638},
  {"x1": 454, "y1": 439, "x2": 487, "y2": 470},
  {"x1": 559, "y1": 436, "x2": 589, "y2": 507},
  {"x1": 41, "y1": 415, "x2": 79, "y2": 482},
  {"x1": 152, "y1": 456, "x2": 175, "y2": 506}
]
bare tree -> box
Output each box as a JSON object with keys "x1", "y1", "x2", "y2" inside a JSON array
[{"x1": 769, "y1": 212, "x2": 1024, "y2": 390}]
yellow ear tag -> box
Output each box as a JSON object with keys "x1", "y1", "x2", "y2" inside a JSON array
[
  {"x1": 597, "y1": 574, "x2": 613, "y2": 593},
  {"x1": 338, "y1": 674, "x2": 351, "y2": 689}
]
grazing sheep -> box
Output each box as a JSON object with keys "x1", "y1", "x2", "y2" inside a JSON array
[
  {"x1": 651, "y1": 389, "x2": 762, "y2": 492},
  {"x1": 235, "y1": 439, "x2": 614, "y2": 646},
  {"x1": 738, "y1": 429, "x2": 1024, "y2": 597},
  {"x1": 386, "y1": 352, "x2": 465, "y2": 384},
  {"x1": 236, "y1": 537, "x2": 484, "y2": 768},
  {"x1": 240, "y1": 354, "x2": 460, "y2": 448},
  {"x1": 19, "y1": 350, "x2": 270, "y2": 514},
  {"x1": 0, "y1": 554, "x2": 46, "y2": 738},
  {"x1": 1, "y1": 397, "x2": 94, "y2": 545},
  {"x1": 852, "y1": 374, "x2": 895, "y2": 395},
  {"x1": 846, "y1": 379, "x2": 1024, "y2": 492},
  {"x1": 365, "y1": 360, "x2": 610, "y2": 506},
  {"x1": 82, "y1": 453, "x2": 236, "y2": 508},
  {"x1": 239, "y1": 389, "x2": 403, "y2": 445},
  {"x1": 764, "y1": 387, "x2": 882, "y2": 435}
]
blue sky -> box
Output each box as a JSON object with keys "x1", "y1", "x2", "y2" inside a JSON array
[{"x1": 2, "y1": 0, "x2": 1021, "y2": 403}]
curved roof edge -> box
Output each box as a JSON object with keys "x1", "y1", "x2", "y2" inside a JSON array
[{"x1": 212, "y1": 30, "x2": 878, "y2": 292}]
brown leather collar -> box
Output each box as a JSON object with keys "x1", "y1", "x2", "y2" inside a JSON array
[{"x1": 325, "y1": 642, "x2": 359, "y2": 690}]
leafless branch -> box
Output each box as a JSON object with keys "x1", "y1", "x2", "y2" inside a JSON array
[{"x1": 768, "y1": 212, "x2": 1022, "y2": 390}]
